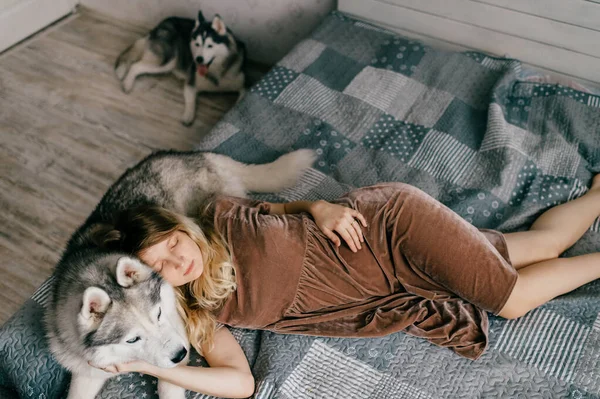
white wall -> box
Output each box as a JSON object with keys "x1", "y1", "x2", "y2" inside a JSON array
[
  {"x1": 0, "y1": 0, "x2": 76, "y2": 53},
  {"x1": 340, "y1": 0, "x2": 600, "y2": 84},
  {"x1": 81, "y1": 0, "x2": 336, "y2": 64}
]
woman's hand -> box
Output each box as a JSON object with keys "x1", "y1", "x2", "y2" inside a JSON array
[
  {"x1": 308, "y1": 200, "x2": 368, "y2": 252},
  {"x1": 89, "y1": 359, "x2": 155, "y2": 375}
]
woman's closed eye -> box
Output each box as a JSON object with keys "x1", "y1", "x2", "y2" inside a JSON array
[{"x1": 169, "y1": 236, "x2": 178, "y2": 249}]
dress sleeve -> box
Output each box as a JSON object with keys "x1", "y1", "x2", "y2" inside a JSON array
[
  {"x1": 210, "y1": 196, "x2": 274, "y2": 239},
  {"x1": 212, "y1": 196, "x2": 272, "y2": 217}
]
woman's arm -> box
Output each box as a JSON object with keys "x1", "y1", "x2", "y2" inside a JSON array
[
  {"x1": 146, "y1": 327, "x2": 254, "y2": 397},
  {"x1": 268, "y1": 200, "x2": 313, "y2": 215},
  {"x1": 268, "y1": 199, "x2": 368, "y2": 252},
  {"x1": 101, "y1": 328, "x2": 254, "y2": 398}
]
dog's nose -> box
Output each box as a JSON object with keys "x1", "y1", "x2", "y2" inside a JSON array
[
  {"x1": 195, "y1": 56, "x2": 204, "y2": 64},
  {"x1": 171, "y1": 347, "x2": 188, "y2": 364}
]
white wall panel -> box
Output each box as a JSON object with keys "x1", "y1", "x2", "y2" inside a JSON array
[{"x1": 340, "y1": 0, "x2": 600, "y2": 83}]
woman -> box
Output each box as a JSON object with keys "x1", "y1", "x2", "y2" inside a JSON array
[{"x1": 95, "y1": 178, "x2": 600, "y2": 397}]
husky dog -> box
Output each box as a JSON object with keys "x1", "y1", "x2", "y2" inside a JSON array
[
  {"x1": 45, "y1": 149, "x2": 316, "y2": 399},
  {"x1": 115, "y1": 11, "x2": 246, "y2": 126}
]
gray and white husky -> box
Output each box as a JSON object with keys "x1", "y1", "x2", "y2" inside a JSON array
[
  {"x1": 115, "y1": 11, "x2": 246, "y2": 126},
  {"x1": 45, "y1": 149, "x2": 316, "y2": 399}
]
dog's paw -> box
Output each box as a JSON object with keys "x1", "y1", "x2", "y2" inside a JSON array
[
  {"x1": 121, "y1": 79, "x2": 134, "y2": 94},
  {"x1": 181, "y1": 117, "x2": 195, "y2": 127},
  {"x1": 114, "y1": 63, "x2": 128, "y2": 81},
  {"x1": 181, "y1": 109, "x2": 196, "y2": 126}
]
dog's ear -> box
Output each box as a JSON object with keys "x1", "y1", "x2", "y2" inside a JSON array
[
  {"x1": 86, "y1": 223, "x2": 122, "y2": 249},
  {"x1": 211, "y1": 14, "x2": 227, "y2": 36},
  {"x1": 195, "y1": 10, "x2": 205, "y2": 28},
  {"x1": 116, "y1": 256, "x2": 153, "y2": 287},
  {"x1": 72, "y1": 223, "x2": 121, "y2": 249},
  {"x1": 79, "y1": 286, "x2": 111, "y2": 328}
]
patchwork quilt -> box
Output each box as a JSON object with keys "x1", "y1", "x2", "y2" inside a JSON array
[{"x1": 2, "y1": 11, "x2": 600, "y2": 399}]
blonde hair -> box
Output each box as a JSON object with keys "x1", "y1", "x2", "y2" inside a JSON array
[{"x1": 97, "y1": 204, "x2": 236, "y2": 355}]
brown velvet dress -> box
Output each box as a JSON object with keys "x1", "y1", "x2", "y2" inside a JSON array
[{"x1": 212, "y1": 183, "x2": 517, "y2": 360}]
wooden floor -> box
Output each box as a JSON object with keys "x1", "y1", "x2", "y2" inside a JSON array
[{"x1": 0, "y1": 9, "x2": 256, "y2": 324}]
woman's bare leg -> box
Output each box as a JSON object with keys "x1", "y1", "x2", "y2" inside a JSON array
[
  {"x1": 498, "y1": 253, "x2": 600, "y2": 319},
  {"x1": 496, "y1": 175, "x2": 600, "y2": 318},
  {"x1": 504, "y1": 175, "x2": 600, "y2": 269}
]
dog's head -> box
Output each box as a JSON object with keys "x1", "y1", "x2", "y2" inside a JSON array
[
  {"x1": 75, "y1": 255, "x2": 189, "y2": 369},
  {"x1": 190, "y1": 11, "x2": 231, "y2": 76}
]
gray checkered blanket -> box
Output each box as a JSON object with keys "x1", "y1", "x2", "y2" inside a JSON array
[{"x1": 2, "y1": 11, "x2": 600, "y2": 399}]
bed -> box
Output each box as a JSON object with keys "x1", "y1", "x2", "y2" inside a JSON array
[{"x1": 2, "y1": 10, "x2": 600, "y2": 399}]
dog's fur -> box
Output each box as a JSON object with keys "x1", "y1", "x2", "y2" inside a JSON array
[
  {"x1": 45, "y1": 149, "x2": 316, "y2": 399},
  {"x1": 115, "y1": 11, "x2": 246, "y2": 126}
]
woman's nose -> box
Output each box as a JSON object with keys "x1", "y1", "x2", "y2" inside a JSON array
[
  {"x1": 166, "y1": 255, "x2": 185, "y2": 270},
  {"x1": 175, "y1": 255, "x2": 186, "y2": 269}
]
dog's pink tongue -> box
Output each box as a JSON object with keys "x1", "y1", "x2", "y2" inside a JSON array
[{"x1": 197, "y1": 64, "x2": 209, "y2": 76}]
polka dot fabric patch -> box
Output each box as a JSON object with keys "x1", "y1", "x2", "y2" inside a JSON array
[
  {"x1": 463, "y1": 52, "x2": 485, "y2": 64},
  {"x1": 531, "y1": 84, "x2": 598, "y2": 106},
  {"x1": 370, "y1": 38, "x2": 426, "y2": 77},
  {"x1": 504, "y1": 96, "x2": 532, "y2": 129},
  {"x1": 510, "y1": 162, "x2": 573, "y2": 208},
  {"x1": 361, "y1": 114, "x2": 428, "y2": 163},
  {"x1": 293, "y1": 119, "x2": 356, "y2": 175},
  {"x1": 251, "y1": 66, "x2": 299, "y2": 101},
  {"x1": 441, "y1": 186, "x2": 506, "y2": 228}
]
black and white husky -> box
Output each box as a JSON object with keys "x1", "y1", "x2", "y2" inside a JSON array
[
  {"x1": 45, "y1": 149, "x2": 316, "y2": 398},
  {"x1": 115, "y1": 11, "x2": 246, "y2": 126}
]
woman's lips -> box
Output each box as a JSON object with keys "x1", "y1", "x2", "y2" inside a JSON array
[{"x1": 183, "y1": 260, "x2": 194, "y2": 276}]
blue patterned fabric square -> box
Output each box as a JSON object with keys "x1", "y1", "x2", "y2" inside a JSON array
[
  {"x1": 362, "y1": 114, "x2": 428, "y2": 163},
  {"x1": 510, "y1": 163, "x2": 573, "y2": 208},
  {"x1": 371, "y1": 37, "x2": 426, "y2": 77},
  {"x1": 434, "y1": 98, "x2": 488, "y2": 150},
  {"x1": 442, "y1": 186, "x2": 506, "y2": 228},
  {"x1": 292, "y1": 120, "x2": 356, "y2": 175},
  {"x1": 213, "y1": 133, "x2": 284, "y2": 164},
  {"x1": 304, "y1": 47, "x2": 364, "y2": 92},
  {"x1": 504, "y1": 96, "x2": 532, "y2": 130},
  {"x1": 251, "y1": 66, "x2": 299, "y2": 102}
]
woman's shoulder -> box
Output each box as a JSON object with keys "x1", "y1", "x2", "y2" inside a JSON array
[{"x1": 207, "y1": 195, "x2": 272, "y2": 225}]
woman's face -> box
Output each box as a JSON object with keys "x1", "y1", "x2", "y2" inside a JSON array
[{"x1": 139, "y1": 230, "x2": 205, "y2": 287}]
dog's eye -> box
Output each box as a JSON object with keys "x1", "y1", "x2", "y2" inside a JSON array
[
  {"x1": 207, "y1": 44, "x2": 213, "y2": 48},
  {"x1": 126, "y1": 336, "x2": 141, "y2": 344},
  {"x1": 157, "y1": 307, "x2": 162, "y2": 321},
  {"x1": 195, "y1": 43, "x2": 200, "y2": 47}
]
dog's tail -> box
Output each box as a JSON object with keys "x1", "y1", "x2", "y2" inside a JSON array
[
  {"x1": 114, "y1": 37, "x2": 147, "y2": 80},
  {"x1": 210, "y1": 149, "x2": 317, "y2": 193}
]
